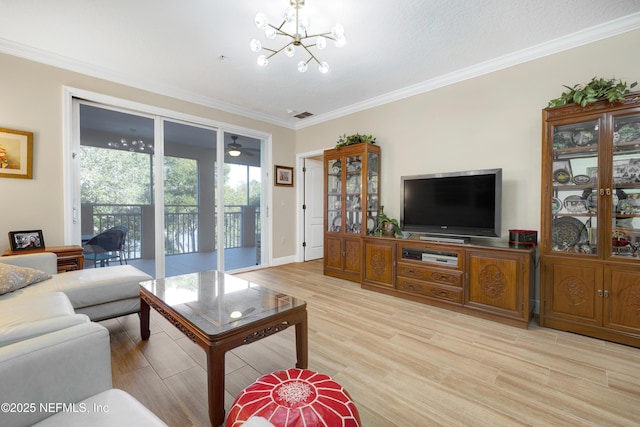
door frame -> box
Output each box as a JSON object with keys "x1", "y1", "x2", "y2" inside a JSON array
[
  {"x1": 62, "y1": 86, "x2": 274, "y2": 274},
  {"x1": 296, "y1": 148, "x2": 330, "y2": 262}
]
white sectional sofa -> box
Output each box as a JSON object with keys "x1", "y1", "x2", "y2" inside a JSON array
[
  {"x1": 0, "y1": 252, "x2": 165, "y2": 426},
  {"x1": 0, "y1": 321, "x2": 167, "y2": 426},
  {"x1": 0, "y1": 252, "x2": 151, "y2": 323}
]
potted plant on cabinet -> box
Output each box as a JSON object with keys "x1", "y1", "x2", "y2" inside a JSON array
[
  {"x1": 547, "y1": 77, "x2": 637, "y2": 108},
  {"x1": 335, "y1": 133, "x2": 377, "y2": 149},
  {"x1": 376, "y1": 212, "x2": 402, "y2": 238}
]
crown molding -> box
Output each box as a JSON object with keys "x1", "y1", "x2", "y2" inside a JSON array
[
  {"x1": 293, "y1": 12, "x2": 640, "y2": 129},
  {"x1": 0, "y1": 38, "x2": 295, "y2": 129},
  {"x1": 1, "y1": 11, "x2": 640, "y2": 132}
]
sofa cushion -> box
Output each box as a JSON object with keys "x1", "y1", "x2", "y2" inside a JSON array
[
  {"x1": 0, "y1": 265, "x2": 151, "y2": 309},
  {"x1": 32, "y1": 389, "x2": 168, "y2": 427},
  {"x1": 0, "y1": 263, "x2": 50, "y2": 295},
  {"x1": 0, "y1": 292, "x2": 89, "y2": 347}
]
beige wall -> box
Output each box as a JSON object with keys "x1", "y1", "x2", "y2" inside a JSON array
[
  {"x1": 1, "y1": 29, "x2": 639, "y2": 259},
  {"x1": 0, "y1": 54, "x2": 296, "y2": 257},
  {"x1": 297, "y1": 29, "x2": 640, "y2": 239}
]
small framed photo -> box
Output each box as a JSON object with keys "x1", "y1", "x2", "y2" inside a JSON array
[
  {"x1": 0, "y1": 128, "x2": 34, "y2": 179},
  {"x1": 275, "y1": 165, "x2": 294, "y2": 187},
  {"x1": 8, "y1": 230, "x2": 45, "y2": 251}
]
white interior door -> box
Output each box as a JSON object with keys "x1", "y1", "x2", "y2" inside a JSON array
[{"x1": 304, "y1": 158, "x2": 324, "y2": 260}]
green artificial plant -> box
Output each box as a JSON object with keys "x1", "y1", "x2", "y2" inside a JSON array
[
  {"x1": 376, "y1": 213, "x2": 402, "y2": 237},
  {"x1": 335, "y1": 133, "x2": 377, "y2": 149},
  {"x1": 548, "y1": 77, "x2": 637, "y2": 108}
]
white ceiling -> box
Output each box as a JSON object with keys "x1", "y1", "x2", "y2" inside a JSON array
[{"x1": 1, "y1": 0, "x2": 640, "y2": 129}]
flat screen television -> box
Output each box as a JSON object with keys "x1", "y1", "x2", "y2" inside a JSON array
[{"x1": 400, "y1": 168, "x2": 502, "y2": 239}]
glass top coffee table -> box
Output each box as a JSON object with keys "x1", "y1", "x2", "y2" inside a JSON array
[{"x1": 139, "y1": 270, "x2": 308, "y2": 427}]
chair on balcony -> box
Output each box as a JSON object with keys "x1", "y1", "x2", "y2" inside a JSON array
[{"x1": 82, "y1": 226, "x2": 128, "y2": 268}]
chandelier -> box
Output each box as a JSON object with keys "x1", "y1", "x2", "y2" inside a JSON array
[{"x1": 250, "y1": 0, "x2": 346, "y2": 73}]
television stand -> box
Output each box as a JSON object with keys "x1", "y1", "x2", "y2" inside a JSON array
[
  {"x1": 361, "y1": 237, "x2": 537, "y2": 329},
  {"x1": 418, "y1": 234, "x2": 469, "y2": 244}
]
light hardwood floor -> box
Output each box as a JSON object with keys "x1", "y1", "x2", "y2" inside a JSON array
[{"x1": 104, "y1": 260, "x2": 640, "y2": 426}]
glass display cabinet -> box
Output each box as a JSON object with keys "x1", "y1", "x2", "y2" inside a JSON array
[
  {"x1": 324, "y1": 143, "x2": 381, "y2": 281},
  {"x1": 541, "y1": 93, "x2": 640, "y2": 347}
]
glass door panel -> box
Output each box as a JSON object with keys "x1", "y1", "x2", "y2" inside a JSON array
[
  {"x1": 222, "y1": 132, "x2": 264, "y2": 271},
  {"x1": 79, "y1": 104, "x2": 156, "y2": 276},
  {"x1": 611, "y1": 112, "x2": 640, "y2": 258},
  {"x1": 327, "y1": 158, "x2": 342, "y2": 232},
  {"x1": 163, "y1": 120, "x2": 217, "y2": 276},
  {"x1": 366, "y1": 151, "x2": 379, "y2": 235},
  {"x1": 550, "y1": 119, "x2": 599, "y2": 255},
  {"x1": 345, "y1": 154, "x2": 363, "y2": 234}
]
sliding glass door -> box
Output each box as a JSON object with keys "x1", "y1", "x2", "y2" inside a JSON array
[
  {"x1": 78, "y1": 104, "x2": 157, "y2": 275},
  {"x1": 221, "y1": 131, "x2": 264, "y2": 271},
  {"x1": 75, "y1": 101, "x2": 265, "y2": 278},
  {"x1": 163, "y1": 120, "x2": 217, "y2": 276}
]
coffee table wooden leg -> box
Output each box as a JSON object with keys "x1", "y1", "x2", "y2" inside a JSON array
[
  {"x1": 206, "y1": 346, "x2": 226, "y2": 427},
  {"x1": 295, "y1": 310, "x2": 308, "y2": 369},
  {"x1": 140, "y1": 297, "x2": 150, "y2": 340}
]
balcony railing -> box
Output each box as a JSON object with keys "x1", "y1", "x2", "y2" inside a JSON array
[{"x1": 81, "y1": 203, "x2": 260, "y2": 260}]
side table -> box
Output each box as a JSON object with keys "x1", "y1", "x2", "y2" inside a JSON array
[{"x1": 2, "y1": 245, "x2": 84, "y2": 273}]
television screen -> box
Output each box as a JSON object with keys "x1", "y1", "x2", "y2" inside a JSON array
[{"x1": 400, "y1": 169, "x2": 502, "y2": 238}]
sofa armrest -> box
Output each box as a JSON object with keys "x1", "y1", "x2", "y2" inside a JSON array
[
  {"x1": 0, "y1": 252, "x2": 58, "y2": 275},
  {"x1": 0, "y1": 322, "x2": 112, "y2": 427}
]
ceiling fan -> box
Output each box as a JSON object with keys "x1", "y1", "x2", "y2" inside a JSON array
[{"x1": 227, "y1": 135, "x2": 257, "y2": 157}]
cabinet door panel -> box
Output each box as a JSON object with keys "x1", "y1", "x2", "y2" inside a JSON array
[
  {"x1": 343, "y1": 238, "x2": 362, "y2": 275},
  {"x1": 544, "y1": 260, "x2": 603, "y2": 325},
  {"x1": 467, "y1": 253, "x2": 519, "y2": 311},
  {"x1": 363, "y1": 239, "x2": 394, "y2": 287},
  {"x1": 324, "y1": 236, "x2": 343, "y2": 270},
  {"x1": 605, "y1": 267, "x2": 640, "y2": 334}
]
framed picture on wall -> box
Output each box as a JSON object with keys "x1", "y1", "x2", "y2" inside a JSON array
[
  {"x1": 0, "y1": 128, "x2": 34, "y2": 179},
  {"x1": 275, "y1": 165, "x2": 294, "y2": 187},
  {"x1": 8, "y1": 230, "x2": 45, "y2": 251}
]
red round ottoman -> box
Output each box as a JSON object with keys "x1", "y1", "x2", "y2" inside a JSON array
[{"x1": 226, "y1": 368, "x2": 361, "y2": 427}]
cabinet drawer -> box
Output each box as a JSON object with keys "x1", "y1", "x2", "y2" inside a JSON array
[
  {"x1": 397, "y1": 264, "x2": 463, "y2": 287},
  {"x1": 397, "y1": 278, "x2": 463, "y2": 303}
]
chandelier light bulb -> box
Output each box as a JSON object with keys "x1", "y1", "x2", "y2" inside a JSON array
[
  {"x1": 283, "y1": 6, "x2": 295, "y2": 23},
  {"x1": 250, "y1": 39, "x2": 262, "y2": 52},
  {"x1": 316, "y1": 36, "x2": 326, "y2": 49},
  {"x1": 265, "y1": 26, "x2": 277, "y2": 39},
  {"x1": 257, "y1": 55, "x2": 269, "y2": 67},
  {"x1": 334, "y1": 35, "x2": 346, "y2": 48},
  {"x1": 298, "y1": 15, "x2": 310, "y2": 32},
  {"x1": 297, "y1": 61, "x2": 308, "y2": 72},
  {"x1": 319, "y1": 61, "x2": 329, "y2": 74},
  {"x1": 254, "y1": 13, "x2": 268, "y2": 29},
  {"x1": 331, "y1": 24, "x2": 344, "y2": 38},
  {"x1": 284, "y1": 44, "x2": 296, "y2": 57}
]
